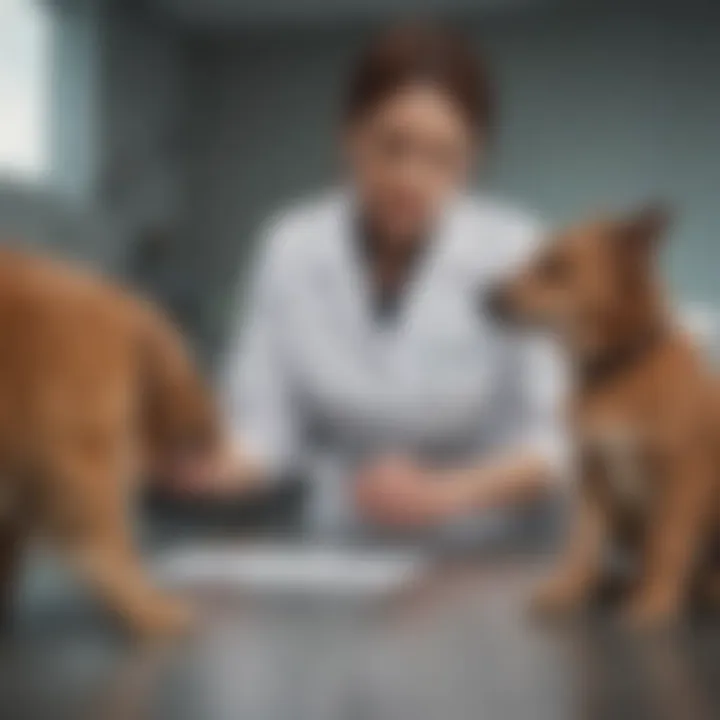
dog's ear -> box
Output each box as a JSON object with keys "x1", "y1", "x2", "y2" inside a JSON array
[
  {"x1": 612, "y1": 202, "x2": 671, "y2": 284},
  {"x1": 620, "y1": 202, "x2": 672, "y2": 250}
]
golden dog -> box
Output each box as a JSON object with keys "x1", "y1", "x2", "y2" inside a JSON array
[
  {"x1": 0, "y1": 247, "x2": 219, "y2": 638},
  {"x1": 486, "y1": 205, "x2": 720, "y2": 628}
]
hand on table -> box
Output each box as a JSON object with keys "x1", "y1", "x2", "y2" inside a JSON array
[
  {"x1": 154, "y1": 441, "x2": 264, "y2": 497},
  {"x1": 354, "y1": 455, "x2": 472, "y2": 528}
]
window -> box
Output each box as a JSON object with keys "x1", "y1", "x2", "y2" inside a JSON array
[{"x1": 0, "y1": 0, "x2": 50, "y2": 181}]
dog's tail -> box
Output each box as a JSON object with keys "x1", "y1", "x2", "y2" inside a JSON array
[{"x1": 135, "y1": 300, "x2": 220, "y2": 464}]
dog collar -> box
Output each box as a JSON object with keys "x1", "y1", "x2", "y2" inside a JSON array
[{"x1": 580, "y1": 323, "x2": 668, "y2": 389}]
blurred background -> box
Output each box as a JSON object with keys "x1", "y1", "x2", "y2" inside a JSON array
[
  {"x1": 3, "y1": 0, "x2": 720, "y2": 360},
  {"x1": 2, "y1": 2, "x2": 720, "y2": 719}
]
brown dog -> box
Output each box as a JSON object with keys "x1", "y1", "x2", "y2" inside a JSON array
[
  {"x1": 486, "y1": 204, "x2": 720, "y2": 628},
  {"x1": 0, "y1": 246, "x2": 219, "y2": 638}
]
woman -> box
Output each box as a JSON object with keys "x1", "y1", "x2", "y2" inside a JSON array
[{"x1": 187, "y1": 24, "x2": 567, "y2": 535}]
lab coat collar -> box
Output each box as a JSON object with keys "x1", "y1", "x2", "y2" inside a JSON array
[{"x1": 333, "y1": 186, "x2": 463, "y2": 331}]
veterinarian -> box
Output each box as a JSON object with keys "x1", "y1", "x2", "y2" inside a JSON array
[{"x1": 184, "y1": 24, "x2": 568, "y2": 535}]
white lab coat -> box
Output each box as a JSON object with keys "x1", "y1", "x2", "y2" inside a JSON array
[{"x1": 222, "y1": 189, "x2": 567, "y2": 533}]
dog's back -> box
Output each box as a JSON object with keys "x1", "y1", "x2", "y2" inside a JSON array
[
  {"x1": 0, "y1": 247, "x2": 217, "y2": 636},
  {"x1": 0, "y1": 246, "x2": 217, "y2": 500}
]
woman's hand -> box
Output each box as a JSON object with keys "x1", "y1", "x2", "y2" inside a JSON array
[
  {"x1": 354, "y1": 451, "x2": 554, "y2": 528},
  {"x1": 155, "y1": 441, "x2": 265, "y2": 497},
  {"x1": 354, "y1": 456, "x2": 472, "y2": 527}
]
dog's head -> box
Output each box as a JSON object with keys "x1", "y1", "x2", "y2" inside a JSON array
[{"x1": 484, "y1": 203, "x2": 671, "y2": 360}]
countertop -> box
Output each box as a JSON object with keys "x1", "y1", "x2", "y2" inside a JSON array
[{"x1": 1, "y1": 530, "x2": 720, "y2": 720}]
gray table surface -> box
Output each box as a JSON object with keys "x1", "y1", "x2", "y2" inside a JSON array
[{"x1": 1, "y1": 533, "x2": 720, "y2": 720}]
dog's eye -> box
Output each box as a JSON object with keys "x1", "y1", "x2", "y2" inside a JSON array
[{"x1": 537, "y1": 253, "x2": 569, "y2": 282}]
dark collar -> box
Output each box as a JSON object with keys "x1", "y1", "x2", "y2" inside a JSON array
[
  {"x1": 579, "y1": 323, "x2": 668, "y2": 390},
  {"x1": 354, "y1": 214, "x2": 431, "y2": 324}
]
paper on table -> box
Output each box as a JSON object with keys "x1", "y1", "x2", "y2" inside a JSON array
[{"x1": 154, "y1": 543, "x2": 427, "y2": 596}]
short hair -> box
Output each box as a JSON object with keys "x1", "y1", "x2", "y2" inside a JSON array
[{"x1": 344, "y1": 23, "x2": 494, "y2": 136}]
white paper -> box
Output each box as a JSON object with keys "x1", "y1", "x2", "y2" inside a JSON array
[{"x1": 154, "y1": 543, "x2": 427, "y2": 596}]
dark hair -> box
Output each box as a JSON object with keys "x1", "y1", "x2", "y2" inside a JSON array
[{"x1": 344, "y1": 23, "x2": 494, "y2": 136}]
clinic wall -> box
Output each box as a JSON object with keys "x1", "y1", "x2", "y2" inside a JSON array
[
  {"x1": 181, "y1": 4, "x2": 720, "y2": 355},
  {"x1": 48, "y1": 0, "x2": 187, "y2": 269},
  {"x1": 97, "y1": 2, "x2": 186, "y2": 269},
  {"x1": 49, "y1": 0, "x2": 101, "y2": 205},
  {"x1": 482, "y1": 4, "x2": 720, "y2": 307},
  {"x1": 179, "y1": 30, "x2": 353, "y2": 352}
]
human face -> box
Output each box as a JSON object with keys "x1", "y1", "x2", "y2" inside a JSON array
[{"x1": 345, "y1": 83, "x2": 478, "y2": 250}]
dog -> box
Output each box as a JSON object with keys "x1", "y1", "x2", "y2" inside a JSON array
[
  {"x1": 0, "y1": 246, "x2": 219, "y2": 638},
  {"x1": 485, "y1": 204, "x2": 720, "y2": 628}
]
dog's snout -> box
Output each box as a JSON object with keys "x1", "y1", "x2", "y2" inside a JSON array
[{"x1": 482, "y1": 285, "x2": 512, "y2": 322}]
